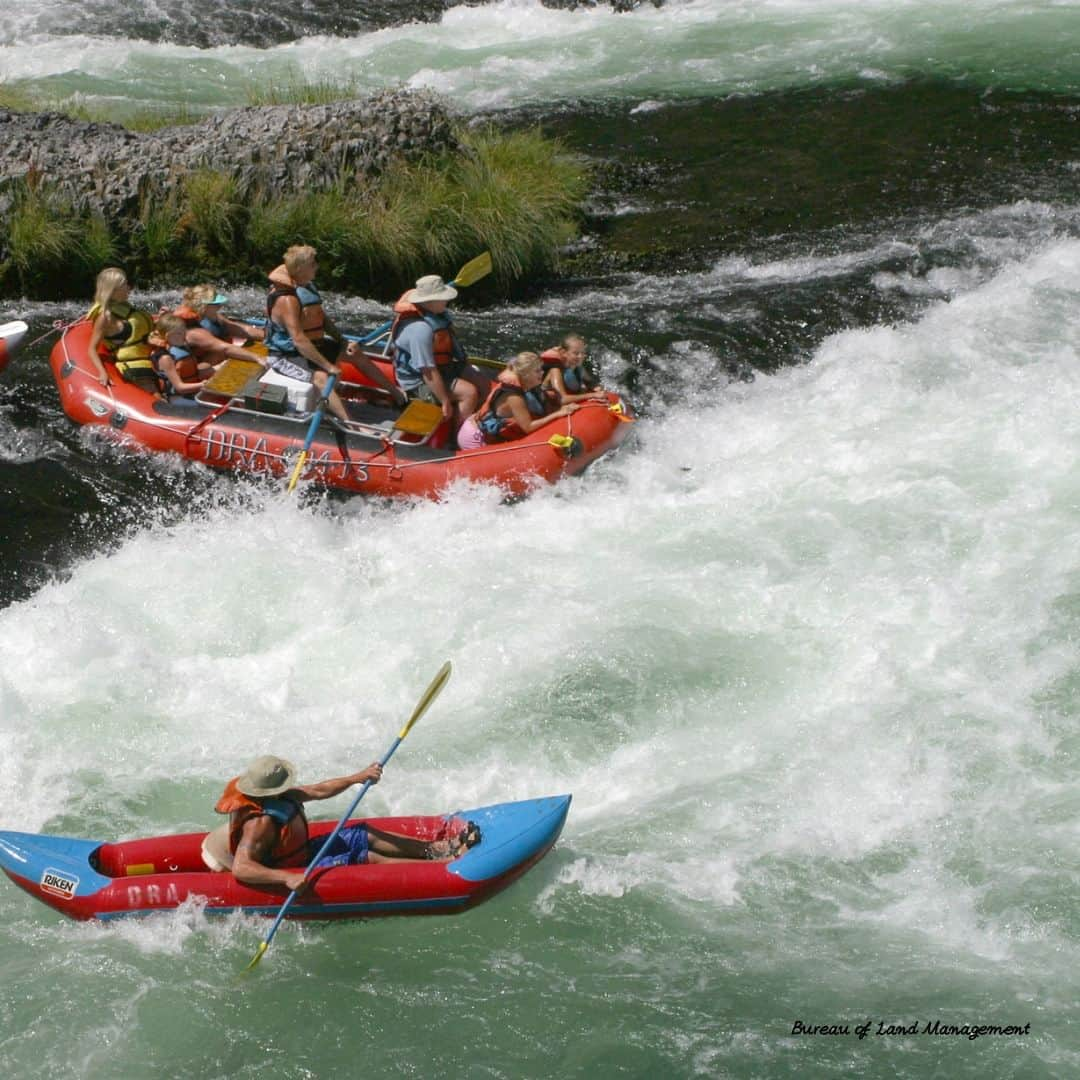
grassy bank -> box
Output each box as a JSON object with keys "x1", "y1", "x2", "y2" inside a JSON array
[{"x1": 0, "y1": 87, "x2": 589, "y2": 300}]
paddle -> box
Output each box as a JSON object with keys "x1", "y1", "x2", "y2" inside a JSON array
[
  {"x1": 245, "y1": 660, "x2": 453, "y2": 970},
  {"x1": 357, "y1": 251, "x2": 494, "y2": 346},
  {"x1": 286, "y1": 374, "x2": 337, "y2": 493}
]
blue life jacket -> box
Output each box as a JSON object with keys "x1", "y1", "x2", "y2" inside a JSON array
[
  {"x1": 266, "y1": 281, "x2": 324, "y2": 356},
  {"x1": 199, "y1": 315, "x2": 227, "y2": 338}
]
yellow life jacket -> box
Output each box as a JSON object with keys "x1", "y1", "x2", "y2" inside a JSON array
[{"x1": 87, "y1": 300, "x2": 155, "y2": 371}]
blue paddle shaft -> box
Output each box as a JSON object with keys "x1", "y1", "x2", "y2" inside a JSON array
[{"x1": 258, "y1": 734, "x2": 405, "y2": 947}]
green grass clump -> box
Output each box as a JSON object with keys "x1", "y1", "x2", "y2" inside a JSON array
[
  {"x1": 244, "y1": 76, "x2": 365, "y2": 108},
  {"x1": 182, "y1": 170, "x2": 246, "y2": 262},
  {"x1": 1, "y1": 182, "x2": 115, "y2": 297}
]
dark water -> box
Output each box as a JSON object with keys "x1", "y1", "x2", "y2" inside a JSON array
[{"x1": 3, "y1": 78, "x2": 1079, "y2": 609}]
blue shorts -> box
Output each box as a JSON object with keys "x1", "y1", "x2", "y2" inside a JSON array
[{"x1": 310, "y1": 825, "x2": 369, "y2": 869}]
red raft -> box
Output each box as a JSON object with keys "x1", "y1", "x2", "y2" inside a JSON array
[
  {"x1": 49, "y1": 321, "x2": 632, "y2": 498},
  {"x1": 0, "y1": 319, "x2": 28, "y2": 374},
  {"x1": 0, "y1": 795, "x2": 570, "y2": 922}
]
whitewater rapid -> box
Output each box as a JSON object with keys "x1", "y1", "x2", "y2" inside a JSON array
[
  {"x1": 3, "y1": 0, "x2": 1078, "y2": 116},
  {"x1": 2, "y1": 235, "x2": 1079, "y2": 958}
]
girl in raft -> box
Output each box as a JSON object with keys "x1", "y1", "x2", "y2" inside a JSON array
[
  {"x1": 85, "y1": 267, "x2": 157, "y2": 391},
  {"x1": 150, "y1": 313, "x2": 214, "y2": 400},
  {"x1": 457, "y1": 351, "x2": 582, "y2": 450},
  {"x1": 539, "y1": 333, "x2": 606, "y2": 406}
]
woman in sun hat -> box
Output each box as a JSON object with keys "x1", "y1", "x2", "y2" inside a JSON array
[
  {"x1": 390, "y1": 272, "x2": 491, "y2": 440},
  {"x1": 201, "y1": 754, "x2": 480, "y2": 891}
]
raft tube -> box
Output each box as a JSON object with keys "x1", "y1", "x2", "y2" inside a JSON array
[
  {"x1": 0, "y1": 795, "x2": 570, "y2": 922},
  {"x1": 48, "y1": 321, "x2": 631, "y2": 498},
  {"x1": 0, "y1": 320, "x2": 28, "y2": 374}
]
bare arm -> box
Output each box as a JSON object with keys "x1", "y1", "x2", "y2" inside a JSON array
[
  {"x1": 547, "y1": 368, "x2": 606, "y2": 404},
  {"x1": 86, "y1": 316, "x2": 111, "y2": 385},
  {"x1": 507, "y1": 394, "x2": 579, "y2": 435},
  {"x1": 277, "y1": 297, "x2": 338, "y2": 373},
  {"x1": 421, "y1": 367, "x2": 454, "y2": 418},
  {"x1": 343, "y1": 342, "x2": 405, "y2": 403},
  {"x1": 231, "y1": 816, "x2": 304, "y2": 890},
  {"x1": 158, "y1": 356, "x2": 204, "y2": 394},
  {"x1": 291, "y1": 762, "x2": 383, "y2": 802}
]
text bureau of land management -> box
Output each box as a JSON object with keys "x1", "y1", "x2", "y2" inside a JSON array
[{"x1": 791, "y1": 1020, "x2": 1032, "y2": 1042}]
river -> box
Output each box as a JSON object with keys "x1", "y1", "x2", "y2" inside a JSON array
[{"x1": 1, "y1": 2, "x2": 1080, "y2": 1077}]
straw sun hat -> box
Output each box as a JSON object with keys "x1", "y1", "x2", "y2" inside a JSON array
[
  {"x1": 235, "y1": 755, "x2": 298, "y2": 797},
  {"x1": 406, "y1": 275, "x2": 458, "y2": 304}
]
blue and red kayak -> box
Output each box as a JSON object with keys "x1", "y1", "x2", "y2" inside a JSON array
[{"x1": 0, "y1": 795, "x2": 570, "y2": 922}]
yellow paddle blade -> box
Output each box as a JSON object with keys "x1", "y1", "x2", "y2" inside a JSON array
[
  {"x1": 548, "y1": 434, "x2": 575, "y2": 450},
  {"x1": 286, "y1": 449, "x2": 309, "y2": 493},
  {"x1": 399, "y1": 660, "x2": 452, "y2": 739},
  {"x1": 467, "y1": 354, "x2": 506, "y2": 371},
  {"x1": 246, "y1": 941, "x2": 268, "y2": 971},
  {"x1": 452, "y1": 252, "x2": 493, "y2": 289}
]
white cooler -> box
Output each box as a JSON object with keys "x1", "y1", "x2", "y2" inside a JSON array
[{"x1": 258, "y1": 366, "x2": 318, "y2": 413}]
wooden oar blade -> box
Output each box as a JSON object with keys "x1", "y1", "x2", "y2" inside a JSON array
[
  {"x1": 399, "y1": 660, "x2": 452, "y2": 739},
  {"x1": 286, "y1": 449, "x2": 309, "y2": 493},
  {"x1": 451, "y1": 252, "x2": 492, "y2": 289},
  {"x1": 246, "y1": 941, "x2": 268, "y2": 971}
]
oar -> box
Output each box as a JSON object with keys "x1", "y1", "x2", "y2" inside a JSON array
[
  {"x1": 286, "y1": 374, "x2": 337, "y2": 493},
  {"x1": 246, "y1": 660, "x2": 453, "y2": 970},
  {"x1": 357, "y1": 251, "x2": 494, "y2": 346}
]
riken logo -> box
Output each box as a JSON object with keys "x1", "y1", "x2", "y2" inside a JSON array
[{"x1": 40, "y1": 868, "x2": 79, "y2": 900}]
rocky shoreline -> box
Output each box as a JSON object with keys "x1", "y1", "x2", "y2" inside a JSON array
[{"x1": 0, "y1": 89, "x2": 458, "y2": 224}]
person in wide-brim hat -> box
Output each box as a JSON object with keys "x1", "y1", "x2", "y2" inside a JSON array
[
  {"x1": 390, "y1": 272, "x2": 490, "y2": 442},
  {"x1": 200, "y1": 753, "x2": 481, "y2": 889}
]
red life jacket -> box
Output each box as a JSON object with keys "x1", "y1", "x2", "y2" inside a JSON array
[
  {"x1": 540, "y1": 347, "x2": 567, "y2": 370},
  {"x1": 391, "y1": 294, "x2": 458, "y2": 367},
  {"x1": 214, "y1": 779, "x2": 310, "y2": 868}
]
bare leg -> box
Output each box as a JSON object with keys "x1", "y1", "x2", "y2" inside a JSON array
[
  {"x1": 312, "y1": 369, "x2": 350, "y2": 424},
  {"x1": 365, "y1": 825, "x2": 450, "y2": 864}
]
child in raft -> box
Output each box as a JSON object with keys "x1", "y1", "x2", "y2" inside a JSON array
[
  {"x1": 150, "y1": 313, "x2": 215, "y2": 400},
  {"x1": 85, "y1": 267, "x2": 157, "y2": 391},
  {"x1": 539, "y1": 333, "x2": 607, "y2": 406},
  {"x1": 457, "y1": 351, "x2": 582, "y2": 450}
]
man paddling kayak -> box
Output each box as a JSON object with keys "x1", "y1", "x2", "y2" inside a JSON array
[{"x1": 201, "y1": 755, "x2": 480, "y2": 891}]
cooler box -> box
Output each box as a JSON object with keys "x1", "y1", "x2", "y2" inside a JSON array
[
  {"x1": 242, "y1": 377, "x2": 288, "y2": 415},
  {"x1": 258, "y1": 366, "x2": 318, "y2": 412}
]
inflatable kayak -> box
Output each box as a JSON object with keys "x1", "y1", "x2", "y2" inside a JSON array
[
  {"x1": 0, "y1": 319, "x2": 28, "y2": 374},
  {"x1": 0, "y1": 794, "x2": 570, "y2": 922},
  {"x1": 48, "y1": 321, "x2": 632, "y2": 498}
]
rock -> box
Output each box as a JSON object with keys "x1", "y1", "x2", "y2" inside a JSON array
[{"x1": 0, "y1": 89, "x2": 459, "y2": 223}]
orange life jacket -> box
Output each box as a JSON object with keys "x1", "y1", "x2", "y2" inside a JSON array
[
  {"x1": 267, "y1": 264, "x2": 326, "y2": 339},
  {"x1": 214, "y1": 779, "x2": 310, "y2": 868},
  {"x1": 474, "y1": 370, "x2": 528, "y2": 442},
  {"x1": 391, "y1": 294, "x2": 459, "y2": 367}
]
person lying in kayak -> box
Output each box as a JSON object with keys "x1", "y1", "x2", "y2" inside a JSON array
[
  {"x1": 201, "y1": 755, "x2": 480, "y2": 892},
  {"x1": 457, "y1": 351, "x2": 582, "y2": 450}
]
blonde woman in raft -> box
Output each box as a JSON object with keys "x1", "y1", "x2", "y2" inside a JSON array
[
  {"x1": 85, "y1": 267, "x2": 156, "y2": 389},
  {"x1": 175, "y1": 285, "x2": 266, "y2": 367},
  {"x1": 457, "y1": 352, "x2": 582, "y2": 449}
]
